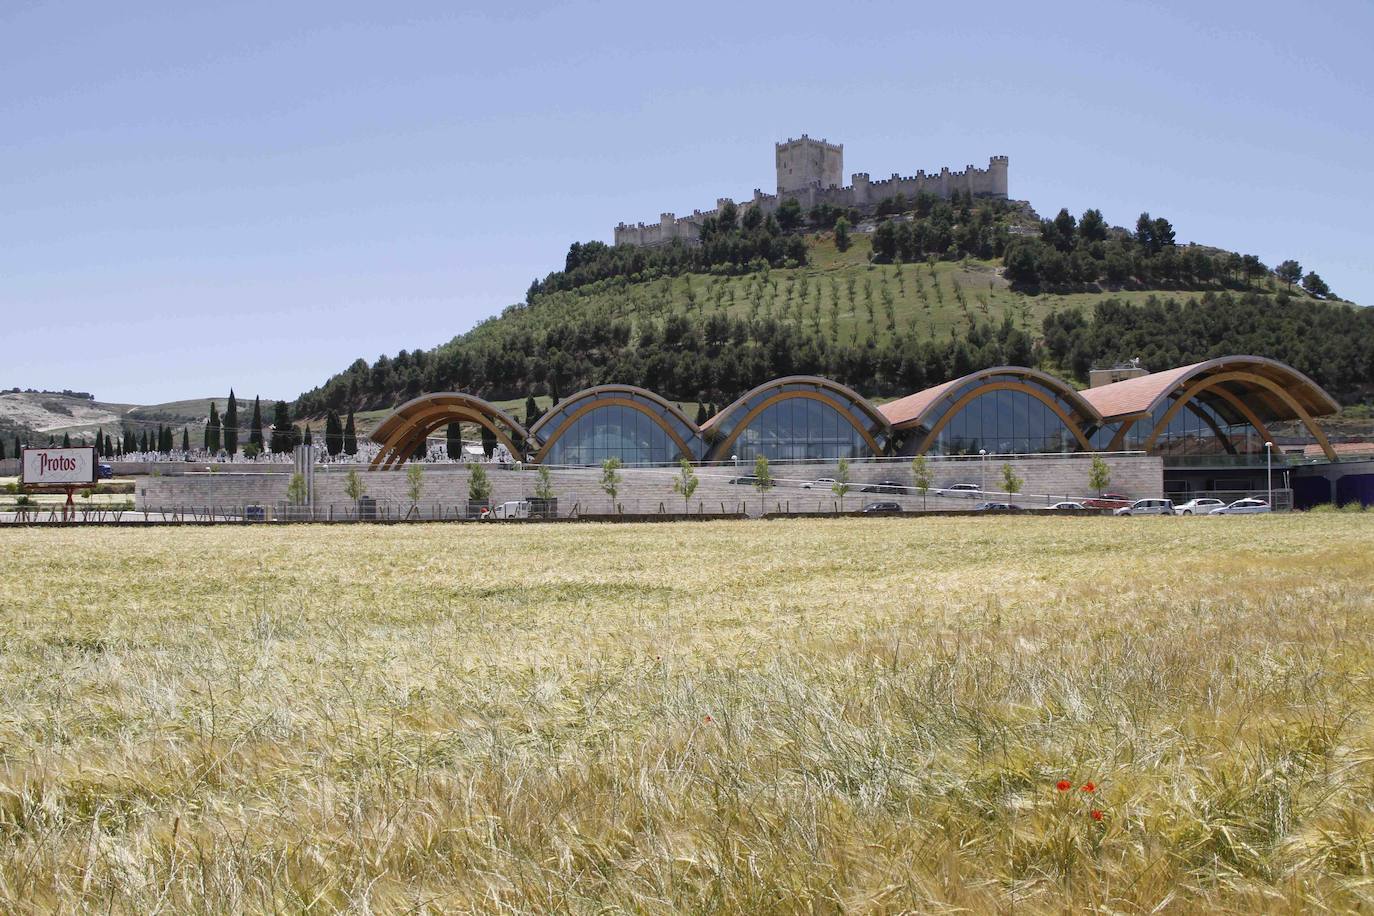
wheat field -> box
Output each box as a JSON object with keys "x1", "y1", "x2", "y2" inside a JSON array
[{"x1": 2, "y1": 516, "x2": 1373, "y2": 913}]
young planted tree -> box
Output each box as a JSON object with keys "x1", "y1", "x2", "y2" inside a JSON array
[
  {"x1": 832, "y1": 457, "x2": 852, "y2": 512},
  {"x1": 343, "y1": 467, "x2": 366, "y2": 513},
  {"x1": 600, "y1": 457, "x2": 622, "y2": 512},
  {"x1": 672, "y1": 457, "x2": 699, "y2": 515},
  {"x1": 1001, "y1": 463, "x2": 1024, "y2": 502},
  {"x1": 467, "y1": 461, "x2": 492, "y2": 515},
  {"x1": 911, "y1": 454, "x2": 933, "y2": 510},
  {"x1": 752, "y1": 454, "x2": 772, "y2": 515},
  {"x1": 534, "y1": 464, "x2": 556, "y2": 518},
  {"x1": 1088, "y1": 454, "x2": 1111, "y2": 497},
  {"x1": 405, "y1": 463, "x2": 424, "y2": 518},
  {"x1": 286, "y1": 472, "x2": 308, "y2": 507}
]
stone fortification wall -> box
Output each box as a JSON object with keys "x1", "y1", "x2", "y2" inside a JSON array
[{"x1": 615, "y1": 139, "x2": 1008, "y2": 248}]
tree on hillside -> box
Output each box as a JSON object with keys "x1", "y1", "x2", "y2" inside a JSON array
[
  {"x1": 446, "y1": 422, "x2": 462, "y2": 460},
  {"x1": 776, "y1": 197, "x2": 803, "y2": 230},
  {"x1": 224, "y1": 390, "x2": 239, "y2": 456},
  {"x1": 343, "y1": 408, "x2": 357, "y2": 455},
  {"x1": 1302, "y1": 271, "x2": 1332, "y2": 299},
  {"x1": 249, "y1": 396, "x2": 264, "y2": 449},
  {"x1": 1079, "y1": 208, "x2": 1107, "y2": 243},
  {"x1": 833, "y1": 217, "x2": 852, "y2": 252},
  {"x1": 1152, "y1": 217, "x2": 1176, "y2": 250},
  {"x1": 1276, "y1": 260, "x2": 1302, "y2": 288}
]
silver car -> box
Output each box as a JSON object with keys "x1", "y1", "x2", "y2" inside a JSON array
[
  {"x1": 1209, "y1": 498, "x2": 1271, "y2": 515},
  {"x1": 1174, "y1": 498, "x2": 1225, "y2": 516},
  {"x1": 1115, "y1": 498, "x2": 1176, "y2": 516}
]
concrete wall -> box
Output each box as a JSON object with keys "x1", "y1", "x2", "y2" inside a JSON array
[{"x1": 136, "y1": 454, "x2": 1162, "y2": 518}]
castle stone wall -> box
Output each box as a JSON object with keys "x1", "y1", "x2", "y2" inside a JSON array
[{"x1": 615, "y1": 138, "x2": 1008, "y2": 248}]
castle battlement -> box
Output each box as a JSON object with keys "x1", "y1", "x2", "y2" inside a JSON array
[{"x1": 614, "y1": 139, "x2": 1008, "y2": 248}]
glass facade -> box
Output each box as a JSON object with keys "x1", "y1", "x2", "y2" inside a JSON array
[
  {"x1": 537, "y1": 389, "x2": 700, "y2": 466},
  {"x1": 1119, "y1": 392, "x2": 1264, "y2": 456},
  {"x1": 729, "y1": 395, "x2": 873, "y2": 461},
  {"x1": 924, "y1": 387, "x2": 1081, "y2": 455}
]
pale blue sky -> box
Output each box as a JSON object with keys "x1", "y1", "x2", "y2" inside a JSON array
[{"x1": 3, "y1": 1, "x2": 1370, "y2": 404}]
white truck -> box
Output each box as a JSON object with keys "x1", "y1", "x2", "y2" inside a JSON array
[{"x1": 492, "y1": 500, "x2": 531, "y2": 520}]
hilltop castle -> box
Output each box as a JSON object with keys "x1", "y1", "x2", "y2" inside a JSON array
[{"x1": 614, "y1": 135, "x2": 1009, "y2": 248}]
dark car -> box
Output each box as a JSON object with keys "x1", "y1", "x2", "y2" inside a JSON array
[
  {"x1": 97, "y1": 463, "x2": 114, "y2": 479},
  {"x1": 974, "y1": 501, "x2": 1020, "y2": 511},
  {"x1": 727, "y1": 475, "x2": 773, "y2": 489},
  {"x1": 861, "y1": 501, "x2": 903, "y2": 514},
  {"x1": 860, "y1": 479, "x2": 906, "y2": 494}
]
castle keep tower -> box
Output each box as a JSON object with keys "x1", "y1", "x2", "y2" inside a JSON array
[{"x1": 775, "y1": 135, "x2": 843, "y2": 194}]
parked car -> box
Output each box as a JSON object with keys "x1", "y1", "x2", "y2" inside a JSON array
[
  {"x1": 860, "y1": 479, "x2": 906, "y2": 494},
  {"x1": 1209, "y1": 498, "x2": 1271, "y2": 515},
  {"x1": 942, "y1": 483, "x2": 981, "y2": 498},
  {"x1": 1044, "y1": 501, "x2": 1087, "y2": 511},
  {"x1": 801, "y1": 477, "x2": 836, "y2": 489},
  {"x1": 727, "y1": 475, "x2": 773, "y2": 489},
  {"x1": 1084, "y1": 493, "x2": 1131, "y2": 509},
  {"x1": 1174, "y1": 497, "x2": 1225, "y2": 516},
  {"x1": 974, "y1": 502, "x2": 1020, "y2": 511},
  {"x1": 97, "y1": 463, "x2": 114, "y2": 479},
  {"x1": 1114, "y1": 498, "x2": 1176, "y2": 516},
  {"x1": 861, "y1": 501, "x2": 903, "y2": 514}
]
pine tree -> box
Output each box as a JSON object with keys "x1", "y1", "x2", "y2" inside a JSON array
[
  {"x1": 224, "y1": 389, "x2": 239, "y2": 456},
  {"x1": 343, "y1": 408, "x2": 358, "y2": 455},
  {"x1": 249, "y1": 396, "x2": 264, "y2": 449}
]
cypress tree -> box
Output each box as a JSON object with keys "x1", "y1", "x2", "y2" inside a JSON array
[
  {"x1": 181, "y1": 427, "x2": 190, "y2": 452},
  {"x1": 104, "y1": 432, "x2": 112, "y2": 456},
  {"x1": 343, "y1": 408, "x2": 357, "y2": 455},
  {"x1": 325, "y1": 410, "x2": 342, "y2": 456},
  {"x1": 139, "y1": 430, "x2": 148, "y2": 453},
  {"x1": 524, "y1": 394, "x2": 540, "y2": 427},
  {"x1": 480, "y1": 424, "x2": 497, "y2": 458},
  {"x1": 269, "y1": 401, "x2": 294, "y2": 454},
  {"x1": 249, "y1": 396, "x2": 264, "y2": 448},
  {"x1": 446, "y1": 422, "x2": 462, "y2": 460},
  {"x1": 208, "y1": 402, "x2": 222, "y2": 453},
  {"x1": 224, "y1": 389, "x2": 239, "y2": 456},
  {"x1": 695, "y1": 401, "x2": 708, "y2": 424},
  {"x1": 62, "y1": 432, "x2": 71, "y2": 447},
  {"x1": 0, "y1": 439, "x2": 5, "y2": 460},
  {"x1": 303, "y1": 424, "x2": 313, "y2": 446},
  {"x1": 13, "y1": 436, "x2": 20, "y2": 457}
]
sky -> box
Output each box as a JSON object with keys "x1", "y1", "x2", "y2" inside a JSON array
[{"x1": 3, "y1": 0, "x2": 1371, "y2": 405}]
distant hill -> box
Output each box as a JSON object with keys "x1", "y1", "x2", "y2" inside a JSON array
[
  {"x1": 294, "y1": 195, "x2": 1370, "y2": 424},
  {"x1": 0, "y1": 392, "x2": 276, "y2": 445}
]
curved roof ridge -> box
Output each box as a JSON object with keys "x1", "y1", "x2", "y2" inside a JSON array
[
  {"x1": 1077, "y1": 356, "x2": 1339, "y2": 420},
  {"x1": 370, "y1": 391, "x2": 531, "y2": 445},
  {"x1": 880, "y1": 366, "x2": 1101, "y2": 430},
  {"x1": 702, "y1": 375, "x2": 890, "y2": 432},
  {"x1": 528, "y1": 384, "x2": 700, "y2": 439}
]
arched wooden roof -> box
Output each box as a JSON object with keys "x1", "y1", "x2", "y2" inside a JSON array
[
  {"x1": 703, "y1": 375, "x2": 890, "y2": 433},
  {"x1": 368, "y1": 392, "x2": 530, "y2": 469},
  {"x1": 1077, "y1": 356, "x2": 1340, "y2": 422},
  {"x1": 880, "y1": 366, "x2": 1103, "y2": 431},
  {"x1": 528, "y1": 384, "x2": 702, "y2": 462}
]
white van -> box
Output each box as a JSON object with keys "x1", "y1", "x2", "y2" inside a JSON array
[{"x1": 492, "y1": 500, "x2": 531, "y2": 520}]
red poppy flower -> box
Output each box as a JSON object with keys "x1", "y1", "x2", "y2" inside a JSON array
[
  {"x1": 703, "y1": 714, "x2": 713, "y2": 723},
  {"x1": 1081, "y1": 782, "x2": 1096, "y2": 793},
  {"x1": 1091, "y1": 809, "x2": 1104, "y2": 821},
  {"x1": 1056, "y1": 780, "x2": 1071, "y2": 792}
]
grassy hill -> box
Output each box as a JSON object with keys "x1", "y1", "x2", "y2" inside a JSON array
[{"x1": 0, "y1": 392, "x2": 278, "y2": 445}]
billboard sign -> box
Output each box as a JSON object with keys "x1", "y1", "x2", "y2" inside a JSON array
[{"x1": 21, "y1": 447, "x2": 97, "y2": 487}]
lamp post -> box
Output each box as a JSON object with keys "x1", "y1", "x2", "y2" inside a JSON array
[
  {"x1": 1264, "y1": 441, "x2": 1273, "y2": 508},
  {"x1": 979, "y1": 449, "x2": 988, "y2": 495}
]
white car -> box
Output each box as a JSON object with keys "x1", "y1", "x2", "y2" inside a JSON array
[
  {"x1": 1044, "y1": 501, "x2": 1087, "y2": 511},
  {"x1": 1209, "y1": 498, "x2": 1271, "y2": 515},
  {"x1": 1114, "y1": 498, "x2": 1176, "y2": 516},
  {"x1": 801, "y1": 477, "x2": 837, "y2": 489},
  {"x1": 1174, "y1": 498, "x2": 1225, "y2": 516},
  {"x1": 941, "y1": 483, "x2": 982, "y2": 498}
]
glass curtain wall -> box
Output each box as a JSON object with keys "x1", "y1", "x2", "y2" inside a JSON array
[
  {"x1": 729, "y1": 396, "x2": 872, "y2": 461},
  {"x1": 925, "y1": 388, "x2": 1081, "y2": 455},
  {"x1": 543, "y1": 404, "x2": 678, "y2": 465},
  {"x1": 1121, "y1": 393, "x2": 1263, "y2": 456}
]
